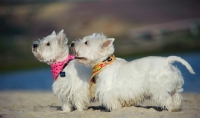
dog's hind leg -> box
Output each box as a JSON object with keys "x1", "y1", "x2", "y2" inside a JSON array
[
  {"x1": 164, "y1": 67, "x2": 184, "y2": 112},
  {"x1": 165, "y1": 78, "x2": 183, "y2": 112},
  {"x1": 152, "y1": 84, "x2": 183, "y2": 112},
  {"x1": 150, "y1": 80, "x2": 183, "y2": 112},
  {"x1": 162, "y1": 89, "x2": 182, "y2": 112}
]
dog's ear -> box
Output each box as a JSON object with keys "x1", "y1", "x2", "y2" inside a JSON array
[
  {"x1": 51, "y1": 31, "x2": 56, "y2": 36},
  {"x1": 57, "y1": 29, "x2": 68, "y2": 44},
  {"x1": 64, "y1": 37, "x2": 68, "y2": 44},
  {"x1": 102, "y1": 38, "x2": 115, "y2": 48}
]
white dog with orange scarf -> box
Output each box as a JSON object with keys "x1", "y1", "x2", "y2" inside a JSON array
[{"x1": 71, "y1": 33, "x2": 195, "y2": 112}]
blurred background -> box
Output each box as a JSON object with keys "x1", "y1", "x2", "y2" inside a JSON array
[{"x1": 0, "y1": 0, "x2": 200, "y2": 92}]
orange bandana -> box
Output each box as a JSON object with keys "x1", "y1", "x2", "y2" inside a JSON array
[{"x1": 89, "y1": 54, "x2": 116, "y2": 98}]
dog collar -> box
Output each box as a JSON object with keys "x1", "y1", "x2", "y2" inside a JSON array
[
  {"x1": 89, "y1": 54, "x2": 116, "y2": 98},
  {"x1": 50, "y1": 54, "x2": 75, "y2": 81}
]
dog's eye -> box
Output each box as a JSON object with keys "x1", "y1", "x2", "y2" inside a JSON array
[
  {"x1": 46, "y1": 42, "x2": 50, "y2": 46},
  {"x1": 85, "y1": 41, "x2": 88, "y2": 45}
]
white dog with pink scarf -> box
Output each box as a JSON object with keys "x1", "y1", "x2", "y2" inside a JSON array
[{"x1": 32, "y1": 30, "x2": 91, "y2": 112}]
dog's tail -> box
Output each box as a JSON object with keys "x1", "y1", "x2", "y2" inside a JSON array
[{"x1": 167, "y1": 56, "x2": 195, "y2": 74}]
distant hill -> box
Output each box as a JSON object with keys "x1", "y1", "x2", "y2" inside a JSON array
[
  {"x1": 0, "y1": 0, "x2": 200, "y2": 71},
  {"x1": 0, "y1": 0, "x2": 200, "y2": 38}
]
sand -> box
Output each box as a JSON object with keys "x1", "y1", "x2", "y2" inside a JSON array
[{"x1": 0, "y1": 91, "x2": 199, "y2": 118}]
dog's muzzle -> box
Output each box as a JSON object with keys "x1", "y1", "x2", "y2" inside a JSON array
[
  {"x1": 33, "y1": 41, "x2": 39, "y2": 49},
  {"x1": 70, "y1": 42, "x2": 75, "y2": 47},
  {"x1": 33, "y1": 44, "x2": 38, "y2": 48}
]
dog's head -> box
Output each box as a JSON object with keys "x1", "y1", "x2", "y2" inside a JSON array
[
  {"x1": 71, "y1": 33, "x2": 115, "y2": 66},
  {"x1": 32, "y1": 30, "x2": 69, "y2": 65}
]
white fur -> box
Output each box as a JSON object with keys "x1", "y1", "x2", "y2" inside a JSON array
[
  {"x1": 73, "y1": 33, "x2": 195, "y2": 112},
  {"x1": 32, "y1": 30, "x2": 91, "y2": 112}
]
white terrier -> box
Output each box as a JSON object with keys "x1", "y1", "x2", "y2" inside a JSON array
[
  {"x1": 32, "y1": 30, "x2": 91, "y2": 112},
  {"x1": 71, "y1": 33, "x2": 195, "y2": 112}
]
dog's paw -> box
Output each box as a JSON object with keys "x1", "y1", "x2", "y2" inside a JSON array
[
  {"x1": 62, "y1": 105, "x2": 71, "y2": 112},
  {"x1": 76, "y1": 106, "x2": 87, "y2": 111},
  {"x1": 58, "y1": 110, "x2": 70, "y2": 114},
  {"x1": 61, "y1": 108, "x2": 71, "y2": 112}
]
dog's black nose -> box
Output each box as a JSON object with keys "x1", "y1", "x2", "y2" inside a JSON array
[
  {"x1": 33, "y1": 44, "x2": 38, "y2": 48},
  {"x1": 70, "y1": 43, "x2": 75, "y2": 47}
]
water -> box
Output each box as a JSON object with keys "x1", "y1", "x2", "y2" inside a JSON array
[
  {"x1": 0, "y1": 69, "x2": 53, "y2": 91},
  {"x1": 0, "y1": 52, "x2": 199, "y2": 93}
]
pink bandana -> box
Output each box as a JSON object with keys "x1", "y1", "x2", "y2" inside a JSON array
[{"x1": 50, "y1": 54, "x2": 75, "y2": 81}]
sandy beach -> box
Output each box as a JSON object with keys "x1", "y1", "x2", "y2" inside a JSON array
[{"x1": 0, "y1": 91, "x2": 199, "y2": 118}]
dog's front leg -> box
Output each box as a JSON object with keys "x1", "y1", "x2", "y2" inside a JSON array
[
  {"x1": 75, "y1": 101, "x2": 88, "y2": 111},
  {"x1": 61, "y1": 101, "x2": 72, "y2": 112}
]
